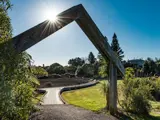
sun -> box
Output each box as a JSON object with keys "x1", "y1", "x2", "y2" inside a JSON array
[
  {"x1": 43, "y1": 7, "x2": 59, "y2": 22},
  {"x1": 46, "y1": 11, "x2": 58, "y2": 22}
]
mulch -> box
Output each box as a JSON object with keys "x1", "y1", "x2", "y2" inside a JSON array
[{"x1": 38, "y1": 78, "x2": 90, "y2": 88}]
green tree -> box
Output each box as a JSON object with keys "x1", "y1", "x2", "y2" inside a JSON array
[
  {"x1": 125, "y1": 67, "x2": 135, "y2": 79},
  {"x1": 43, "y1": 65, "x2": 49, "y2": 71},
  {"x1": 111, "y1": 33, "x2": 124, "y2": 60},
  {"x1": 143, "y1": 60, "x2": 150, "y2": 76},
  {"x1": 75, "y1": 66, "x2": 84, "y2": 77},
  {"x1": 31, "y1": 66, "x2": 48, "y2": 77},
  {"x1": 98, "y1": 52, "x2": 109, "y2": 109},
  {"x1": 98, "y1": 53, "x2": 108, "y2": 78},
  {"x1": 88, "y1": 52, "x2": 96, "y2": 64},
  {"x1": 47, "y1": 63, "x2": 65, "y2": 74},
  {"x1": 143, "y1": 58, "x2": 156, "y2": 76},
  {"x1": 64, "y1": 65, "x2": 77, "y2": 74},
  {"x1": 68, "y1": 57, "x2": 85, "y2": 67},
  {"x1": 0, "y1": 1, "x2": 39, "y2": 119},
  {"x1": 93, "y1": 61, "x2": 99, "y2": 78},
  {"x1": 75, "y1": 63, "x2": 94, "y2": 77},
  {"x1": 155, "y1": 58, "x2": 160, "y2": 75}
]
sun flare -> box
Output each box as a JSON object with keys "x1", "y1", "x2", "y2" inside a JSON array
[
  {"x1": 44, "y1": 8, "x2": 59, "y2": 22},
  {"x1": 46, "y1": 11, "x2": 58, "y2": 22}
]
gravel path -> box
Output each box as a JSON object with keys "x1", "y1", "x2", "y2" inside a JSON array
[
  {"x1": 30, "y1": 105, "x2": 118, "y2": 120},
  {"x1": 40, "y1": 87, "x2": 63, "y2": 104}
]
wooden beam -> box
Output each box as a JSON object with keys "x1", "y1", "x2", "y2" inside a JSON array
[
  {"x1": 7, "y1": 4, "x2": 125, "y2": 115},
  {"x1": 109, "y1": 61, "x2": 117, "y2": 115},
  {"x1": 11, "y1": 4, "x2": 124, "y2": 75},
  {"x1": 11, "y1": 5, "x2": 80, "y2": 52},
  {"x1": 75, "y1": 5, "x2": 124, "y2": 75}
]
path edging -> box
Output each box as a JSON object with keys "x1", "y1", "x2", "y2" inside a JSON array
[{"x1": 59, "y1": 80, "x2": 99, "y2": 104}]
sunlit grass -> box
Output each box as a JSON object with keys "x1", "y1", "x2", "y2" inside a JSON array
[
  {"x1": 62, "y1": 82, "x2": 106, "y2": 111},
  {"x1": 62, "y1": 80, "x2": 160, "y2": 119}
]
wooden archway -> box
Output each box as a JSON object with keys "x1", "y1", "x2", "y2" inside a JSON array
[{"x1": 11, "y1": 4, "x2": 124, "y2": 114}]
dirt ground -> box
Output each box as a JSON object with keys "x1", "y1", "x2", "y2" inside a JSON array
[{"x1": 30, "y1": 105, "x2": 118, "y2": 120}]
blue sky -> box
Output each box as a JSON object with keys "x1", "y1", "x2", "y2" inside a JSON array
[{"x1": 9, "y1": 0, "x2": 160, "y2": 66}]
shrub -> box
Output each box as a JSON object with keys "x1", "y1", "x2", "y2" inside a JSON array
[
  {"x1": 121, "y1": 78, "x2": 153, "y2": 114},
  {"x1": 151, "y1": 77, "x2": 160, "y2": 101},
  {"x1": 121, "y1": 68, "x2": 153, "y2": 114},
  {"x1": 0, "y1": 2, "x2": 39, "y2": 119},
  {"x1": 50, "y1": 74, "x2": 61, "y2": 78},
  {"x1": 155, "y1": 77, "x2": 160, "y2": 94},
  {"x1": 124, "y1": 67, "x2": 135, "y2": 79},
  {"x1": 62, "y1": 73, "x2": 75, "y2": 78}
]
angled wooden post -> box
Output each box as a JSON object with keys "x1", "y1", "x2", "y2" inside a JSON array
[
  {"x1": 109, "y1": 61, "x2": 117, "y2": 115},
  {"x1": 9, "y1": 4, "x2": 124, "y2": 115}
]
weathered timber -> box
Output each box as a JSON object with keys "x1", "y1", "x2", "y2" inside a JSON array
[
  {"x1": 11, "y1": 4, "x2": 124, "y2": 75},
  {"x1": 12, "y1": 5, "x2": 80, "y2": 52},
  {"x1": 9, "y1": 4, "x2": 125, "y2": 115},
  {"x1": 109, "y1": 62, "x2": 117, "y2": 115}
]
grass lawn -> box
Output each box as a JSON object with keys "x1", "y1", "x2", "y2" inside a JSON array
[
  {"x1": 62, "y1": 80, "x2": 160, "y2": 119},
  {"x1": 62, "y1": 82, "x2": 106, "y2": 111}
]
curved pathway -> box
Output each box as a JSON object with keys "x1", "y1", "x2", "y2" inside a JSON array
[
  {"x1": 39, "y1": 81, "x2": 97, "y2": 105},
  {"x1": 32, "y1": 82, "x2": 118, "y2": 120},
  {"x1": 40, "y1": 87, "x2": 63, "y2": 104}
]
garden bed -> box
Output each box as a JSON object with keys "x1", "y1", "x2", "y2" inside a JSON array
[{"x1": 38, "y1": 77, "x2": 91, "y2": 88}]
